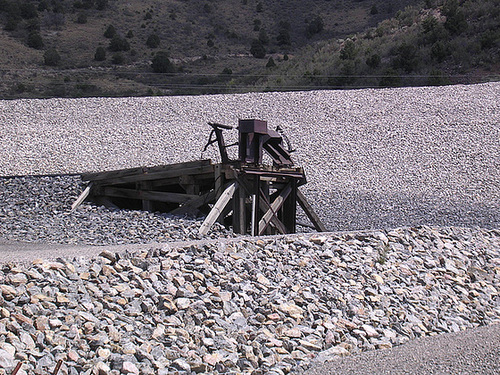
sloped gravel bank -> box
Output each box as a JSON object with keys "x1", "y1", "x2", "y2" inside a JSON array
[
  {"x1": 1, "y1": 83, "x2": 499, "y2": 232},
  {"x1": 0, "y1": 226, "x2": 499, "y2": 374}
]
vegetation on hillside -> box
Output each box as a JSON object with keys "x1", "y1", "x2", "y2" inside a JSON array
[
  {"x1": 253, "y1": 0, "x2": 500, "y2": 91},
  {"x1": 0, "y1": 0, "x2": 497, "y2": 98}
]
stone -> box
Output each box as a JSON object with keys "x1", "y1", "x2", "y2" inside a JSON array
[{"x1": 121, "y1": 361, "x2": 139, "y2": 374}]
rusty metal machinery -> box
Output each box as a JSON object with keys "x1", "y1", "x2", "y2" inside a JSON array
[
  {"x1": 77, "y1": 119, "x2": 325, "y2": 236},
  {"x1": 199, "y1": 119, "x2": 325, "y2": 236}
]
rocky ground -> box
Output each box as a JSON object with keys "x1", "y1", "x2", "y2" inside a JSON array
[
  {"x1": 0, "y1": 175, "x2": 233, "y2": 246},
  {"x1": 0, "y1": 227, "x2": 499, "y2": 374},
  {"x1": 0, "y1": 83, "x2": 499, "y2": 374}
]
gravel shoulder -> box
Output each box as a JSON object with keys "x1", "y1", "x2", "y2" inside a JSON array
[{"x1": 300, "y1": 323, "x2": 500, "y2": 375}]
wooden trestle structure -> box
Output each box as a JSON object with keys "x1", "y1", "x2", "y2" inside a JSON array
[{"x1": 76, "y1": 119, "x2": 326, "y2": 236}]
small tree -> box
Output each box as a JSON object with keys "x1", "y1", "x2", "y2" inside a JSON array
[
  {"x1": 96, "y1": 0, "x2": 108, "y2": 10},
  {"x1": 250, "y1": 39, "x2": 266, "y2": 58},
  {"x1": 112, "y1": 53, "x2": 124, "y2": 64},
  {"x1": 151, "y1": 51, "x2": 175, "y2": 73},
  {"x1": 44, "y1": 48, "x2": 61, "y2": 66},
  {"x1": 104, "y1": 24, "x2": 116, "y2": 38},
  {"x1": 306, "y1": 15, "x2": 324, "y2": 37},
  {"x1": 266, "y1": 57, "x2": 276, "y2": 68},
  {"x1": 94, "y1": 46, "x2": 106, "y2": 61},
  {"x1": 366, "y1": 53, "x2": 381, "y2": 68},
  {"x1": 27, "y1": 31, "x2": 44, "y2": 49},
  {"x1": 76, "y1": 13, "x2": 87, "y2": 24},
  {"x1": 340, "y1": 40, "x2": 357, "y2": 60},
  {"x1": 258, "y1": 29, "x2": 269, "y2": 45},
  {"x1": 146, "y1": 34, "x2": 160, "y2": 48},
  {"x1": 109, "y1": 35, "x2": 130, "y2": 52}
]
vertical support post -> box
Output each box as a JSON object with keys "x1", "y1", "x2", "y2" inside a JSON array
[
  {"x1": 214, "y1": 164, "x2": 224, "y2": 224},
  {"x1": 233, "y1": 175, "x2": 247, "y2": 234},
  {"x1": 251, "y1": 175, "x2": 261, "y2": 236},
  {"x1": 282, "y1": 178, "x2": 297, "y2": 233},
  {"x1": 140, "y1": 181, "x2": 154, "y2": 212}
]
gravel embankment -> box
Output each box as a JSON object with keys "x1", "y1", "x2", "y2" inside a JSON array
[
  {"x1": 1, "y1": 83, "x2": 499, "y2": 232},
  {"x1": 0, "y1": 227, "x2": 499, "y2": 374},
  {"x1": 0, "y1": 84, "x2": 499, "y2": 374}
]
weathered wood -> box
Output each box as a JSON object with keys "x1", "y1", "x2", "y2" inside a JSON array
[
  {"x1": 71, "y1": 183, "x2": 93, "y2": 212},
  {"x1": 199, "y1": 182, "x2": 237, "y2": 235},
  {"x1": 101, "y1": 187, "x2": 198, "y2": 204},
  {"x1": 297, "y1": 189, "x2": 327, "y2": 232},
  {"x1": 258, "y1": 188, "x2": 288, "y2": 235},
  {"x1": 258, "y1": 182, "x2": 292, "y2": 235},
  {"x1": 282, "y1": 178, "x2": 297, "y2": 232},
  {"x1": 86, "y1": 165, "x2": 215, "y2": 186},
  {"x1": 82, "y1": 160, "x2": 213, "y2": 182},
  {"x1": 169, "y1": 189, "x2": 218, "y2": 216}
]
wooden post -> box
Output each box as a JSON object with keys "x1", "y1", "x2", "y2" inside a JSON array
[
  {"x1": 297, "y1": 189, "x2": 327, "y2": 232},
  {"x1": 233, "y1": 175, "x2": 247, "y2": 234},
  {"x1": 282, "y1": 178, "x2": 297, "y2": 233},
  {"x1": 258, "y1": 182, "x2": 292, "y2": 235},
  {"x1": 199, "y1": 182, "x2": 237, "y2": 235}
]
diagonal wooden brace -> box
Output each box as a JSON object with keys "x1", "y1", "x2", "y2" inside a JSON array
[{"x1": 258, "y1": 182, "x2": 292, "y2": 235}]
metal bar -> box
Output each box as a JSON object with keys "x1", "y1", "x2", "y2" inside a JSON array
[
  {"x1": 11, "y1": 363, "x2": 22, "y2": 375},
  {"x1": 52, "y1": 360, "x2": 63, "y2": 375}
]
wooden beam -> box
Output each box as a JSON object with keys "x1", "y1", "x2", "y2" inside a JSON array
[
  {"x1": 169, "y1": 189, "x2": 218, "y2": 216},
  {"x1": 258, "y1": 188, "x2": 288, "y2": 235},
  {"x1": 101, "y1": 187, "x2": 198, "y2": 204},
  {"x1": 71, "y1": 183, "x2": 93, "y2": 212},
  {"x1": 82, "y1": 160, "x2": 213, "y2": 182},
  {"x1": 86, "y1": 165, "x2": 215, "y2": 186},
  {"x1": 297, "y1": 189, "x2": 327, "y2": 232},
  {"x1": 258, "y1": 182, "x2": 292, "y2": 235},
  {"x1": 199, "y1": 182, "x2": 237, "y2": 235}
]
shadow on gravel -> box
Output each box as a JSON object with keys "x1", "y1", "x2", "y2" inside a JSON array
[{"x1": 321, "y1": 190, "x2": 499, "y2": 232}]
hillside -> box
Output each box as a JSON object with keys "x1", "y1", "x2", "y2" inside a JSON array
[{"x1": 0, "y1": 0, "x2": 498, "y2": 98}]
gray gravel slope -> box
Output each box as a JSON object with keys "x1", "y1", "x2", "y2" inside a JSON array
[
  {"x1": 1, "y1": 83, "x2": 499, "y2": 232},
  {"x1": 300, "y1": 323, "x2": 500, "y2": 375}
]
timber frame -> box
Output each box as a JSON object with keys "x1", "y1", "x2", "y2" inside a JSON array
[{"x1": 76, "y1": 119, "x2": 326, "y2": 236}]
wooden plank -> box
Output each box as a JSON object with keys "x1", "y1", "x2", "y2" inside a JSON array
[
  {"x1": 297, "y1": 189, "x2": 327, "y2": 232},
  {"x1": 71, "y1": 183, "x2": 93, "y2": 212},
  {"x1": 87, "y1": 165, "x2": 215, "y2": 186},
  {"x1": 102, "y1": 187, "x2": 198, "y2": 204},
  {"x1": 258, "y1": 188, "x2": 288, "y2": 235},
  {"x1": 199, "y1": 182, "x2": 237, "y2": 235},
  {"x1": 82, "y1": 159, "x2": 213, "y2": 182},
  {"x1": 169, "y1": 189, "x2": 218, "y2": 216},
  {"x1": 258, "y1": 182, "x2": 292, "y2": 235}
]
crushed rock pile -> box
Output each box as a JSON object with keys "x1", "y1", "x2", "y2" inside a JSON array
[{"x1": 0, "y1": 226, "x2": 499, "y2": 374}]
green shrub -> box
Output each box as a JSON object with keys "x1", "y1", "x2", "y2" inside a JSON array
[
  {"x1": 370, "y1": 5, "x2": 378, "y2": 15},
  {"x1": 96, "y1": 0, "x2": 108, "y2": 10},
  {"x1": 76, "y1": 13, "x2": 87, "y2": 24},
  {"x1": 250, "y1": 39, "x2": 266, "y2": 58},
  {"x1": 431, "y1": 41, "x2": 450, "y2": 62},
  {"x1": 277, "y1": 29, "x2": 291, "y2": 46},
  {"x1": 340, "y1": 40, "x2": 357, "y2": 60},
  {"x1": 151, "y1": 51, "x2": 175, "y2": 73},
  {"x1": 27, "y1": 31, "x2": 44, "y2": 49},
  {"x1": 126, "y1": 30, "x2": 134, "y2": 38},
  {"x1": 109, "y1": 35, "x2": 130, "y2": 52},
  {"x1": 146, "y1": 34, "x2": 160, "y2": 48},
  {"x1": 112, "y1": 53, "x2": 124, "y2": 64},
  {"x1": 44, "y1": 48, "x2": 61, "y2": 66},
  {"x1": 366, "y1": 53, "x2": 381, "y2": 68},
  {"x1": 266, "y1": 57, "x2": 276, "y2": 68},
  {"x1": 94, "y1": 46, "x2": 106, "y2": 61},
  {"x1": 306, "y1": 15, "x2": 324, "y2": 37},
  {"x1": 258, "y1": 29, "x2": 269, "y2": 45},
  {"x1": 391, "y1": 43, "x2": 418, "y2": 72},
  {"x1": 20, "y1": 2, "x2": 38, "y2": 19},
  {"x1": 104, "y1": 25, "x2": 116, "y2": 38}
]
